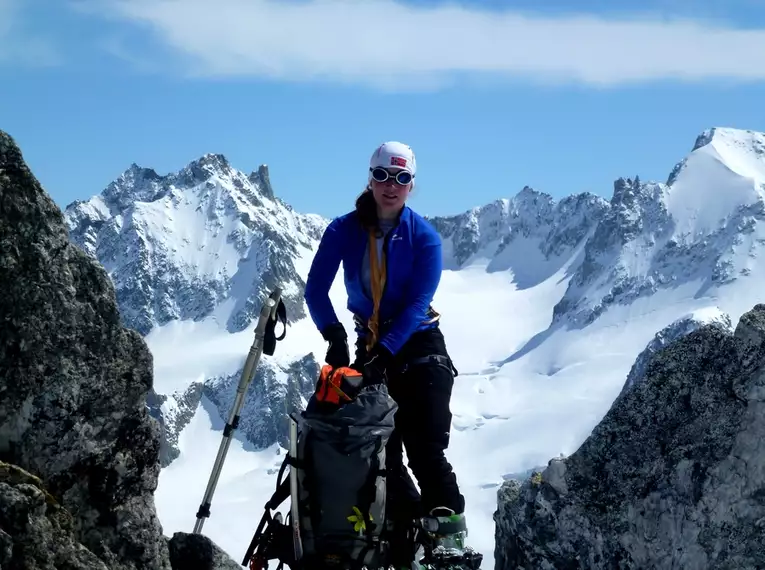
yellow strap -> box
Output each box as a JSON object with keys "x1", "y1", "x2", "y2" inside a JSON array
[{"x1": 367, "y1": 229, "x2": 386, "y2": 351}]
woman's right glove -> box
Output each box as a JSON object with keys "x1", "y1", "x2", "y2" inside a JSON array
[
  {"x1": 360, "y1": 343, "x2": 393, "y2": 386},
  {"x1": 321, "y1": 322, "x2": 350, "y2": 368}
]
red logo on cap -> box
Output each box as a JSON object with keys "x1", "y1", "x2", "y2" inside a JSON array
[{"x1": 390, "y1": 156, "x2": 407, "y2": 167}]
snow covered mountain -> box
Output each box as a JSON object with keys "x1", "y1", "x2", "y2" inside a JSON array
[
  {"x1": 63, "y1": 154, "x2": 328, "y2": 464},
  {"x1": 64, "y1": 126, "x2": 765, "y2": 568},
  {"x1": 429, "y1": 187, "x2": 609, "y2": 285},
  {"x1": 65, "y1": 154, "x2": 326, "y2": 336},
  {"x1": 555, "y1": 128, "x2": 765, "y2": 328}
]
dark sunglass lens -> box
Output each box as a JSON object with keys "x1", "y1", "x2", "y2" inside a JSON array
[
  {"x1": 395, "y1": 171, "x2": 412, "y2": 185},
  {"x1": 371, "y1": 168, "x2": 389, "y2": 182}
]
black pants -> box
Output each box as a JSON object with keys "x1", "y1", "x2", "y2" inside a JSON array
[{"x1": 352, "y1": 326, "x2": 465, "y2": 524}]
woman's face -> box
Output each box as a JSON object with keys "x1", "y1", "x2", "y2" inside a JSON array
[{"x1": 369, "y1": 167, "x2": 412, "y2": 216}]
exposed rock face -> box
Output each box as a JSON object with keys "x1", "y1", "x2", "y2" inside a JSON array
[
  {"x1": 494, "y1": 303, "x2": 765, "y2": 570},
  {"x1": 618, "y1": 306, "x2": 733, "y2": 399},
  {"x1": 0, "y1": 130, "x2": 171, "y2": 569},
  {"x1": 0, "y1": 460, "x2": 240, "y2": 570},
  {"x1": 551, "y1": 176, "x2": 674, "y2": 326},
  {"x1": 146, "y1": 384, "x2": 204, "y2": 467},
  {"x1": 204, "y1": 353, "x2": 321, "y2": 450},
  {"x1": 168, "y1": 532, "x2": 241, "y2": 570},
  {"x1": 0, "y1": 461, "x2": 108, "y2": 570}
]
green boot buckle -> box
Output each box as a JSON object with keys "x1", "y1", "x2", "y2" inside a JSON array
[{"x1": 421, "y1": 513, "x2": 468, "y2": 551}]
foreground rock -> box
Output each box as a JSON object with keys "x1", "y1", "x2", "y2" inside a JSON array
[
  {"x1": 168, "y1": 532, "x2": 242, "y2": 570},
  {"x1": 0, "y1": 461, "x2": 108, "y2": 569},
  {"x1": 0, "y1": 460, "x2": 239, "y2": 570},
  {"x1": 494, "y1": 304, "x2": 765, "y2": 570},
  {"x1": 618, "y1": 306, "x2": 733, "y2": 399},
  {"x1": 0, "y1": 129, "x2": 171, "y2": 569}
]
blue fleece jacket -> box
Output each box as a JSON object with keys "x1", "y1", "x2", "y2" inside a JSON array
[{"x1": 304, "y1": 205, "x2": 442, "y2": 355}]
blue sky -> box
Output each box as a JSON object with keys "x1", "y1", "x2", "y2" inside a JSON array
[{"x1": 3, "y1": 0, "x2": 765, "y2": 219}]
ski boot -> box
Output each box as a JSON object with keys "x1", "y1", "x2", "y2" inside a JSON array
[{"x1": 418, "y1": 508, "x2": 483, "y2": 570}]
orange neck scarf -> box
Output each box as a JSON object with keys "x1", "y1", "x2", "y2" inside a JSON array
[{"x1": 366, "y1": 228, "x2": 387, "y2": 351}]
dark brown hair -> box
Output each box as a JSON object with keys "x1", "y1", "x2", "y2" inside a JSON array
[{"x1": 355, "y1": 186, "x2": 380, "y2": 234}]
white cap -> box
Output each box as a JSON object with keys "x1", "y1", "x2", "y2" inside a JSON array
[{"x1": 369, "y1": 141, "x2": 416, "y2": 175}]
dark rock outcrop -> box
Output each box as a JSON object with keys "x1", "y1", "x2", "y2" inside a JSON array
[
  {"x1": 618, "y1": 307, "x2": 733, "y2": 399},
  {"x1": 0, "y1": 461, "x2": 108, "y2": 569},
  {"x1": 0, "y1": 463, "x2": 241, "y2": 570},
  {"x1": 0, "y1": 129, "x2": 171, "y2": 569},
  {"x1": 168, "y1": 532, "x2": 242, "y2": 570},
  {"x1": 494, "y1": 303, "x2": 765, "y2": 569}
]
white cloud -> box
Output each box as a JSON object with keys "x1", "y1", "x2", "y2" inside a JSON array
[
  {"x1": 0, "y1": 0, "x2": 60, "y2": 66},
  {"x1": 90, "y1": 0, "x2": 765, "y2": 89}
]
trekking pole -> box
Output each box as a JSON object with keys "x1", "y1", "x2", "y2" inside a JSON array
[
  {"x1": 288, "y1": 413, "x2": 303, "y2": 562},
  {"x1": 193, "y1": 286, "x2": 288, "y2": 534}
]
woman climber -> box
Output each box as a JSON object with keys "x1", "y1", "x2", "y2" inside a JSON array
[{"x1": 303, "y1": 140, "x2": 469, "y2": 565}]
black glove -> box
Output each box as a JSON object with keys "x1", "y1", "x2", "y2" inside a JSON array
[
  {"x1": 361, "y1": 343, "x2": 394, "y2": 386},
  {"x1": 321, "y1": 322, "x2": 350, "y2": 368}
]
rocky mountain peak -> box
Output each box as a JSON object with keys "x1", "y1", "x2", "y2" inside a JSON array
[
  {"x1": 689, "y1": 126, "x2": 765, "y2": 155},
  {"x1": 63, "y1": 150, "x2": 323, "y2": 336},
  {"x1": 669, "y1": 126, "x2": 765, "y2": 186},
  {"x1": 552, "y1": 126, "x2": 765, "y2": 327},
  {"x1": 428, "y1": 185, "x2": 608, "y2": 273},
  {"x1": 692, "y1": 127, "x2": 717, "y2": 151},
  {"x1": 0, "y1": 128, "x2": 171, "y2": 569},
  {"x1": 0, "y1": 128, "x2": 239, "y2": 569},
  {"x1": 512, "y1": 185, "x2": 555, "y2": 208},
  {"x1": 101, "y1": 162, "x2": 165, "y2": 213},
  {"x1": 504, "y1": 186, "x2": 558, "y2": 232},
  {"x1": 178, "y1": 152, "x2": 232, "y2": 185},
  {"x1": 612, "y1": 175, "x2": 639, "y2": 201},
  {"x1": 495, "y1": 302, "x2": 765, "y2": 569},
  {"x1": 248, "y1": 164, "x2": 275, "y2": 201},
  {"x1": 606, "y1": 175, "x2": 669, "y2": 242}
]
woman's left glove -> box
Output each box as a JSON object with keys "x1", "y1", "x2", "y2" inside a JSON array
[{"x1": 321, "y1": 322, "x2": 350, "y2": 368}]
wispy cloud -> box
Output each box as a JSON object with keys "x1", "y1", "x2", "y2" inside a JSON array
[
  {"x1": 85, "y1": 0, "x2": 765, "y2": 89},
  {"x1": 0, "y1": 0, "x2": 60, "y2": 66}
]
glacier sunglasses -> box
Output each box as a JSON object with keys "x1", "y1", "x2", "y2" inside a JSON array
[{"x1": 370, "y1": 167, "x2": 413, "y2": 186}]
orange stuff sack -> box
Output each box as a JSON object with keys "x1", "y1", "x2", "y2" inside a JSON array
[{"x1": 315, "y1": 364, "x2": 364, "y2": 405}]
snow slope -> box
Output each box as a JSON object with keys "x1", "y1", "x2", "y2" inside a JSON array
[
  {"x1": 65, "y1": 126, "x2": 765, "y2": 568},
  {"x1": 666, "y1": 127, "x2": 765, "y2": 239}
]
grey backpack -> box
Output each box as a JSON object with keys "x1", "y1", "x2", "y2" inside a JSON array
[
  {"x1": 242, "y1": 378, "x2": 399, "y2": 570},
  {"x1": 293, "y1": 381, "x2": 398, "y2": 569}
]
